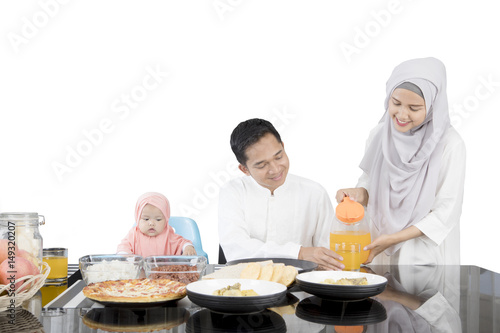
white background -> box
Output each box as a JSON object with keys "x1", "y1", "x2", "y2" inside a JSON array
[{"x1": 1, "y1": 1, "x2": 499, "y2": 272}]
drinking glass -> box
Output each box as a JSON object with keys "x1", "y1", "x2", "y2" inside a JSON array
[{"x1": 43, "y1": 248, "x2": 68, "y2": 281}]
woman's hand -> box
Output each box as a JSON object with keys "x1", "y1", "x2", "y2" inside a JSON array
[
  {"x1": 363, "y1": 234, "x2": 395, "y2": 264},
  {"x1": 363, "y1": 226, "x2": 424, "y2": 264},
  {"x1": 182, "y1": 245, "x2": 197, "y2": 256},
  {"x1": 335, "y1": 187, "x2": 368, "y2": 206}
]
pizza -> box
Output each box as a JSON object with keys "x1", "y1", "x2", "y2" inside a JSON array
[{"x1": 82, "y1": 278, "x2": 186, "y2": 303}]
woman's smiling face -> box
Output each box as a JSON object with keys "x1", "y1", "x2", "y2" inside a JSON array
[{"x1": 388, "y1": 88, "x2": 427, "y2": 133}]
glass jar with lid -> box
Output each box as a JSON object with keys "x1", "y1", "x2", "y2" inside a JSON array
[
  {"x1": 0, "y1": 212, "x2": 45, "y2": 266},
  {"x1": 330, "y1": 197, "x2": 371, "y2": 264}
]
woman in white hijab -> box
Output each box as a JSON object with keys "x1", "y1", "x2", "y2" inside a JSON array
[{"x1": 337, "y1": 57, "x2": 466, "y2": 265}]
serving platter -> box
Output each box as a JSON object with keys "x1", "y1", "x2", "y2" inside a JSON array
[
  {"x1": 296, "y1": 271, "x2": 387, "y2": 301},
  {"x1": 226, "y1": 257, "x2": 317, "y2": 273},
  {"x1": 187, "y1": 278, "x2": 287, "y2": 313},
  {"x1": 82, "y1": 278, "x2": 187, "y2": 307}
]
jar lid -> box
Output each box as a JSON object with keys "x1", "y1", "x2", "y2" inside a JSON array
[
  {"x1": 0, "y1": 212, "x2": 45, "y2": 225},
  {"x1": 335, "y1": 197, "x2": 364, "y2": 224}
]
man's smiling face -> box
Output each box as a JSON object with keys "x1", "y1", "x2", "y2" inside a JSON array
[{"x1": 238, "y1": 133, "x2": 289, "y2": 194}]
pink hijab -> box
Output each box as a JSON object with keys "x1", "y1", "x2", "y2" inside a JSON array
[{"x1": 117, "y1": 192, "x2": 191, "y2": 257}]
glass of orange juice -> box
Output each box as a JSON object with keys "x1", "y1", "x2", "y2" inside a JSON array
[
  {"x1": 43, "y1": 248, "x2": 68, "y2": 281},
  {"x1": 41, "y1": 279, "x2": 68, "y2": 307},
  {"x1": 335, "y1": 242, "x2": 361, "y2": 271}
]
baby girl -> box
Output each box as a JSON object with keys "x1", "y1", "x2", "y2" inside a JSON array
[{"x1": 117, "y1": 192, "x2": 196, "y2": 256}]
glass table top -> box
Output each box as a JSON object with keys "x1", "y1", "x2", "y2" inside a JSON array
[{"x1": 1, "y1": 265, "x2": 499, "y2": 332}]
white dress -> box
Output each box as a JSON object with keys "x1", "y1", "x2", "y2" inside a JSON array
[
  {"x1": 357, "y1": 124, "x2": 466, "y2": 265},
  {"x1": 218, "y1": 174, "x2": 334, "y2": 262}
]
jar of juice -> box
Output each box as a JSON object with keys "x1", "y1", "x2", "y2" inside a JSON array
[
  {"x1": 330, "y1": 197, "x2": 371, "y2": 264},
  {"x1": 0, "y1": 212, "x2": 45, "y2": 267}
]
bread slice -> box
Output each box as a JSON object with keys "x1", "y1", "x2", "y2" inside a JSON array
[
  {"x1": 202, "y1": 263, "x2": 247, "y2": 280},
  {"x1": 256, "y1": 260, "x2": 274, "y2": 267},
  {"x1": 258, "y1": 263, "x2": 274, "y2": 281},
  {"x1": 270, "y1": 263, "x2": 285, "y2": 283},
  {"x1": 240, "y1": 262, "x2": 261, "y2": 279},
  {"x1": 279, "y1": 266, "x2": 298, "y2": 286}
]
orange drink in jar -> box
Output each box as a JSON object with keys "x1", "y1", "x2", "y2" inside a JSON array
[
  {"x1": 330, "y1": 231, "x2": 371, "y2": 264},
  {"x1": 334, "y1": 242, "x2": 361, "y2": 271}
]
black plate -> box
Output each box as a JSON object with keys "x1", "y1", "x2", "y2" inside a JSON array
[
  {"x1": 296, "y1": 271, "x2": 387, "y2": 301},
  {"x1": 226, "y1": 257, "x2": 317, "y2": 273},
  {"x1": 296, "y1": 296, "x2": 387, "y2": 326},
  {"x1": 187, "y1": 279, "x2": 287, "y2": 314}
]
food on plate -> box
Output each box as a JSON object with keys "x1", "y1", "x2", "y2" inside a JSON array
[
  {"x1": 83, "y1": 260, "x2": 140, "y2": 284},
  {"x1": 82, "y1": 278, "x2": 186, "y2": 303},
  {"x1": 0, "y1": 256, "x2": 40, "y2": 292},
  {"x1": 212, "y1": 282, "x2": 259, "y2": 296},
  {"x1": 280, "y1": 266, "x2": 298, "y2": 286},
  {"x1": 240, "y1": 262, "x2": 261, "y2": 280},
  {"x1": 270, "y1": 263, "x2": 285, "y2": 283},
  {"x1": 321, "y1": 277, "x2": 369, "y2": 286},
  {"x1": 148, "y1": 264, "x2": 200, "y2": 284},
  {"x1": 203, "y1": 260, "x2": 298, "y2": 286},
  {"x1": 259, "y1": 263, "x2": 274, "y2": 281}
]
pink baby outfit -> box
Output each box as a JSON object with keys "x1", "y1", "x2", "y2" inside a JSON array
[{"x1": 117, "y1": 192, "x2": 191, "y2": 257}]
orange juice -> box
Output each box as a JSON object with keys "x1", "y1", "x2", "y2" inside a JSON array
[
  {"x1": 336, "y1": 249, "x2": 361, "y2": 271},
  {"x1": 41, "y1": 282, "x2": 67, "y2": 306},
  {"x1": 330, "y1": 231, "x2": 371, "y2": 264},
  {"x1": 43, "y1": 256, "x2": 68, "y2": 279}
]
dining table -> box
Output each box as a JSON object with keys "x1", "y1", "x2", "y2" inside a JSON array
[{"x1": 1, "y1": 264, "x2": 499, "y2": 333}]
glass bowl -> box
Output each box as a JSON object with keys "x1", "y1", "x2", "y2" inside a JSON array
[
  {"x1": 144, "y1": 256, "x2": 207, "y2": 285},
  {"x1": 79, "y1": 254, "x2": 143, "y2": 285}
]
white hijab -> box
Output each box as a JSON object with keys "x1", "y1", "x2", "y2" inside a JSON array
[{"x1": 359, "y1": 57, "x2": 451, "y2": 255}]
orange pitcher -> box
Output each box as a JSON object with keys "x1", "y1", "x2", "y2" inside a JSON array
[{"x1": 331, "y1": 196, "x2": 371, "y2": 264}]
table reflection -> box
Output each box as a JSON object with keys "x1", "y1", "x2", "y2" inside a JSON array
[
  {"x1": 186, "y1": 309, "x2": 286, "y2": 333},
  {"x1": 369, "y1": 265, "x2": 462, "y2": 332},
  {"x1": 82, "y1": 306, "x2": 189, "y2": 331},
  {"x1": 0, "y1": 308, "x2": 44, "y2": 333},
  {"x1": 296, "y1": 296, "x2": 387, "y2": 328}
]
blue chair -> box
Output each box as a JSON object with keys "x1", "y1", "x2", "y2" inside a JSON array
[{"x1": 169, "y1": 216, "x2": 209, "y2": 263}]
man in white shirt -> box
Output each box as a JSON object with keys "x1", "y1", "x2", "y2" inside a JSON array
[{"x1": 218, "y1": 118, "x2": 344, "y2": 270}]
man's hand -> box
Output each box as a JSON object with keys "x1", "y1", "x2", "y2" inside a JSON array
[
  {"x1": 335, "y1": 187, "x2": 368, "y2": 206},
  {"x1": 299, "y1": 246, "x2": 345, "y2": 270},
  {"x1": 182, "y1": 245, "x2": 197, "y2": 256}
]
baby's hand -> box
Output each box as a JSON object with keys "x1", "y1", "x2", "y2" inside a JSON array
[{"x1": 183, "y1": 245, "x2": 196, "y2": 256}]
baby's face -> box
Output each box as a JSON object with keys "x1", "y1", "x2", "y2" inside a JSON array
[{"x1": 138, "y1": 204, "x2": 166, "y2": 237}]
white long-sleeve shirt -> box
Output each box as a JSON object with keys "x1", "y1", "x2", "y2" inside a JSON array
[
  {"x1": 218, "y1": 174, "x2": 334, "y2": 262},
  {"x1": 358, "y1": 125, "x2": 466, "y2": 265}
]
